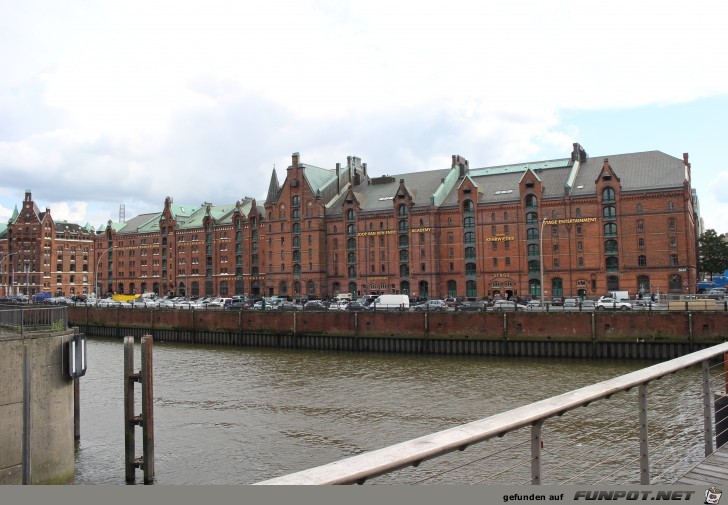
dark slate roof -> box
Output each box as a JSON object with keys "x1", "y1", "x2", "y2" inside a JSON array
[
  {"x1": 570, "y1": 151, "x2": 686, "y2": 196},
  {"x1": 326, "y1": 169, "x2": 451, "y2": 215}
]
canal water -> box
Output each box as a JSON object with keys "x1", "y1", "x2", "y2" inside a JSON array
[{"x1": 73, "y1": 337, "x2": 707, "y2": 485}]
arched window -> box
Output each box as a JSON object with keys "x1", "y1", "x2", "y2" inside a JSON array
[
  {"x1": 603, "y1": 206, "x2": 616, "y2": 219},
  {"x1": 604, "y1": 223, "x2": 617, "y2": 237},
  {"x1": 346, "y1": 209, "x2": 355, "y2": 221},
  {"x1": 636, "y1": 203, "x2": 643, "y2": 214},
  {"x1": 667, "y1": 201, "x2": 674, "y2": 211},
  {"x1": 637, "y1": 275, "x2": 650, "y2": 294},
  {"x1": 463, "y1": 216, "x2": 475, "y2": 228},
  {"x1": 606, "y1": 257, "x2": 619, "y2": 272},
  {"x1": 347, "y1": 252, "x2": 356, "y2": 264},
  {"x1": 602, "y1": 187, "x2": 615, "y2": 202},
  {"x1": 529, "y1": 279, "x2": 541, "y2": 297},
  {"x1": 447, "y1": 280, "x2": 457, "y2": 298},
  {"x1": 292, "y1": 223, "x2": 300, "y2": 234},
  {"x1": 551, "y1": 278, "x2": 563, "y2": 296},
  {"x1": 464, "y1": 232, "x2": 475, "y2": 243},
  {"x1": 466, "y1": 280, "x2": 477, "y2": 298},
  {"x1": 398, "y1": 220, "x2": 408, "y2": 231},
  {"x1": 400, "y1": 281, "x2": 410, "y2": 295},
  {"x1": 527, "y1": 228, "x2": 539, "y2": 240},
  {"x1": 668, "y1": 219, "x2": 676, "y2": 231},
  {"x1": 292, "y1": 250, "x2": 301, "y2": 262},
  {"x1": 398, "y1": 204, "x2": 408, "y2": 217},
  {"x1": 528, "y1": 260, "x2": 540, "y2": 273},
  {"x1": 638, "y1": 255, "x2": 647, "y2": 267},
  {"x1": 526, "y1": 212, "x2": 538, "y2": 224},
  {"x1": 307, "y1": 280, "x2": 316, "y2": 295},
  {"x1": 399, "y1": 250, "x2": 409, "y2": 262},
  {"x1": 292, "y1": 195, "x2": 299, "y2": 207},
  {"x1": 348, "y1": 266, "x2": 356, "y2": 278},
  {"x1": 525, "y1": 195, "x2": 538, "y2": 208},
  {"x1": 292, "y1": 209, "x2": 300, "y2": 220},
  {"x1": 605, "y1": 240, "x2": 618, "y2": 254},
  {"x1": 463, "y1": 200, "x2": 474, "y2": 212},
  {"x1": 399, "y1": 235, "x2": 409, "y2": 247},
  {"x1": 527, "y1": 244, "x2": 540, "y2": 257},
  {"x1": 465, "y1": 262, "x2": 476, "y2": 275},
  {"x1": 419, "y1": 281, "x2": 429, "y2": 298},
  {"x1": 347, "y1": 238, "x2": 356, "y2": 250},
  {"x1": 347, "y1": 224, "x2": 355, "y2": 235},
  {"x1": 399, "y1": 264, "x2": 409, "y2": 277},
  {"x1": 465, "y1": 246, "x2": 476, "y2": 258}
]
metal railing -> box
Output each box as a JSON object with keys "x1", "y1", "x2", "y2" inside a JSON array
[
  {"x1": 256, "y1": 342, "x2": 728, "y2": 485},
  {"x1": 0, "y1": 305, "x2": 68, "y2": 335}
]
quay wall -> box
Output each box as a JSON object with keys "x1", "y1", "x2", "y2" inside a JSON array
[
  {"x1": 69, "y1": 307, "x2": 728, "y2": 359},
  {"x1": 0, "y1": 329, "x2": 77, "y2": 485}
]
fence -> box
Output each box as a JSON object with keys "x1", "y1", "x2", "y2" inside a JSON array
[
  {"x1": 0, "y1": 304, "x2": 68, "y2": 335},
  {"x1": 256, "y1": 341, "x2": 728, "y2": 485}
]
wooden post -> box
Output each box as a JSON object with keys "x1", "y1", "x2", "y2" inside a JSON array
[
  {"x1": 124, "y1": 336, "x2": 137, "y2": 483},
  {"x1": 141, "y1": 335, "x2": 155, "y2": 483}
]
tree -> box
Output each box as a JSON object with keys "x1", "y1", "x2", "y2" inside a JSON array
[{"x1": 698, "y1": 229, "x2": 728, "y2": 280}]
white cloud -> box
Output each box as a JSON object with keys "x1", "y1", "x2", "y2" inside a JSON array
[
  {"x1": 47, "y1": 201, "x2": 88, "y2": 224},
  {"x1": 1, "y1": 0, "x2": 727, "y2": 229}
]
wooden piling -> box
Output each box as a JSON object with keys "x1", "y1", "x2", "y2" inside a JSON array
[
  {"x1": 124, "y1": 336, "x2": 136, "y2": 483},
  {"x1": 141, "y1": 335, "x2": 155, "y2": 483}
]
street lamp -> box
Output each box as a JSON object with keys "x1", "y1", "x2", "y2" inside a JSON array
[
  {"x1": 540, "y1": 217, "x2": 547, "y2": 306},
  {"x1": 95, "y1": 247, "x2": 113, "y2": 298}
]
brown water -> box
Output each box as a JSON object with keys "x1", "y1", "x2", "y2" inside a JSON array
[{"x1": 73, "y1": 337, "x2": 710, "y2": 485}]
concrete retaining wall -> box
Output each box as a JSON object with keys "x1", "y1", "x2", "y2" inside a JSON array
[{"x1": 0, "y1": 329, "x2": 77, "y2": 485}]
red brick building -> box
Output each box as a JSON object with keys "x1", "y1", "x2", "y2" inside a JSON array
[
  {"x1": 0, "y1": 190, "x2": 96, "y2": 298},
  {"x1": 1, "y1": 143, "x2": 701, "y2": 301}
]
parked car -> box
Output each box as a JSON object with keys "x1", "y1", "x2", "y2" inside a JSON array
[
  {"x1": 345, "y1": 301, "x2": 368, "y2": 311},
  {"x1": 595, "y1": 297, "x2": 632, "y2": 311},
  {"x1": 303, "y1": 300, "x2": 327, "y2": 311},
  {"x1": 412, "y1": 299, "x2": 447, "y2": 311},
  {"x1": 580, "y1": 300, "x2": 596, "y2": 310},
  {"x1": 226, "y1": 300, "x2": 251, "y2": 310},
  {"x1": 492, "y1": 300, "x2": 527, "y2": 312},
  {"x1": 278, "y1": 301, "x2": 302, "y2": 311},
  {"x1": 444, "y1": 297, "x2": 458, "y2": 308},
  {"x1": 454, "y1": 301, "x2": 487, "y2": 312},
  {"x1": 551, "y1": 297, "x2": 564, "y2": 307},
  {"x1": 563, "y1": 298, "x2": 579, "y2": 308},
  {"x1": 527, "y1": 299, "x2": 541, "y2": 310}
]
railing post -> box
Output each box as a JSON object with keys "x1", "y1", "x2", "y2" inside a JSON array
[
  {"x1": 702, "y1": 360, "x2": 715, "y2": 456},
  {"x1": 639, "y1": 383, "x2": 650, "y2": 485},
  {"x1": 531, "y1": 420, "x2": 543, "y2": 485}
]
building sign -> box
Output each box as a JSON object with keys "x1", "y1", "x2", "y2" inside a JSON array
[
  {"x1": 411, "y1": 227, "x2": 432, "y2": 233},
  {"x1": 357, "y1": 230, "x2": 396, "y2": 237},
  {"x1": 365, "y1": 276, "x2": 390, "y2": 281},
  {"x1": 485, "y1": 236, "x2": 515, "y2": 242},
  {"x1": 492, "y1": 274, "x2": 511, "y2": 278},
  {"x1": 543, "y1": 217, "x2": 598, "y2": 225}
]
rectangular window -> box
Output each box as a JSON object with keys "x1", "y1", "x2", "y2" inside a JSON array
[
  {"x1": 505, "y1": 257, "x2": 510, "y2": 266},
  {"x1": 639, "y1": 238, "x2": 645, "y2": 249},
  {"x1": 492, "y1": 257, "x2": 498, "y2": 267},
  {"x1": 670, "y1": 254, "x2": 679, "y2": 266}
]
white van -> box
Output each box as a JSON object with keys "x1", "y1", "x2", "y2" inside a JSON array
[
  {"x1": 335, "y1": 293, "x2": 352, "y2": 302},
  {"x1": 372, "y1": 294, "x2": 409, "y2": 311}
]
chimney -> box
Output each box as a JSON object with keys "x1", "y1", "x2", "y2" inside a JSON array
[
  {"x1": 336, "y1": 163, "x2": 341, "y2": 194},
  {"x1": 292, "y1": 152, "x2": 300, "y2": 168}
]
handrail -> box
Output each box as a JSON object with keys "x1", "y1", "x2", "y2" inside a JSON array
[{"x1": 255, "y1": 341, "x2": 728, "y2": 485}]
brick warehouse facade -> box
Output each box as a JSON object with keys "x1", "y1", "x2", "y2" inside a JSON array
[
  {"x1": 0, "y1": 190, "x2": 95, "y2": 297},
  {"x1": 0, "y1": 143, "x2": 700, "y2": 300}
]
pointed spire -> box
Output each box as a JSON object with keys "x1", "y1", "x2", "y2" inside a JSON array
[
  {"x1": 10, "y1": 204, "x2": 19, "y2": 223},
  {"x1": 265, "y1": 166, "x2": 281, "y2": 205}
]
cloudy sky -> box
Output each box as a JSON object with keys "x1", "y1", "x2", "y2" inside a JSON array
[{"x1": 2, "y1": 0, "x2": 727, "y2": 233}]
